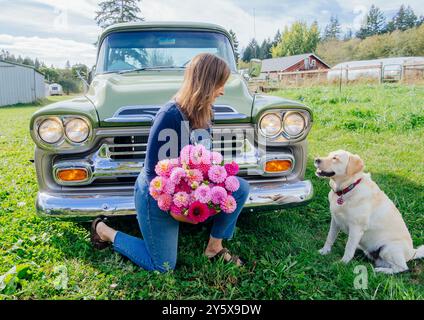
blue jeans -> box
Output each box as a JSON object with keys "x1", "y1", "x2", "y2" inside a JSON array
[{"x1": 113, "y1": 169, "x2": 250, "y2": 272}]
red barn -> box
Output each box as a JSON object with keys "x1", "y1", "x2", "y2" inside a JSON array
[{"x1": 260, "y1": 53, "x2": 330, "y2": 80}]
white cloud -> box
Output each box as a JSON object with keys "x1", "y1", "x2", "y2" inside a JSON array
[
  {"x1": 141, "y1": 0, "x2": 292, "y2": 48},
  {"x1": 0, "y1": 34, "x2": 97, "y2": 68},
  {"x1": 1, "y1": 0, "x2": 423, "y2": 67}
]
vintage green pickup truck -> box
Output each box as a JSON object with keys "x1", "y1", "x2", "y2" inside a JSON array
[{"x1": 30, "y1": 21, "x2": 313, "y2": 220}]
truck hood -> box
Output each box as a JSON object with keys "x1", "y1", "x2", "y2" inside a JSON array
[{"x1": 85, "y1": 71, "x2": 254, "y2": 127}]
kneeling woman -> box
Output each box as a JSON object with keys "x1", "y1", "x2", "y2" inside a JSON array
[{"x1": 90, "y1": 53, "x2": 250, "y2": 272}]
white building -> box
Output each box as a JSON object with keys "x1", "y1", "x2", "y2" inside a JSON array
[
  {"x1": 48, "y1": 83, "x2": 64, "y2": 96},
  {"x1": 0, "y1": 60, "x2": 46, "y2": 107},
  {"x1": 327, "y1": 57, "x2": 424, "y2": 82}
]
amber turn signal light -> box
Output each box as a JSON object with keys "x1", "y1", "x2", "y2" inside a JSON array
[
  {"x1": 265, "y1": 159, "x2": 292, "y2": 173},
  {"x1": 56, "y1": 168, "x2": 88, "y2": 182}
]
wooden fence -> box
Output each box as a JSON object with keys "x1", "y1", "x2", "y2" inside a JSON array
[{"x1": 249, "y1": 63, "x2": 424, "y2": 92}]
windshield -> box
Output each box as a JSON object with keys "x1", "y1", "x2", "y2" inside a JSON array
[{"x1": 96, "y1": 30, "x2": 237, "y2": 73}]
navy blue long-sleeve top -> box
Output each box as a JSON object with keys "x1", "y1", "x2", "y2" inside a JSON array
[{"x1": 144, "y1": 101, "x2": 212, "y2": 182}]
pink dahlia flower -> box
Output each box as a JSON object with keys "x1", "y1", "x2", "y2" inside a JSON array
[
  {"x1": 224, "y1": 176, "x2": 240, "y2": 192},
  {"x1": 180, "y1": 145, "x2": 193, "y2": 164},
  {"x1": 193, "y1": 162, "x2": 211, "y2": 178},
  {"x1": 173, "y1": 191, "x2": 190, "y2": 208},
  {"x1": 149, "y1": 187, "x2": 161, "y2": 200},
  {"x1": 190, "y1": 144, "x2": 209, "y2": 165},
  {"x1": 224, "y1": 161, "x2": 239, "y2": 176},
  {"x1": 194, "y1": 184, "x2": 212, "y2": 203},
  {"x1": 170, "y1": 203, "x2": 182, "y2": 215},
  {"x1": 175, "y1": 180, "x2": 192, "y2": 194},
  {"x1": 208, "y1": 165, "x2": 227, "y2": 184},
  {"x1": 210, "y1": 186, "x2": 228, "y2": 205},
  {"x1": 221, "y1": 195, "x2": 237, "y2": 214},
  {"x1": 188, "y1": 201, "x2": 210, "y2": 223},
  {"x1": 157, "y1": 193, "x2": 173, "y2": 211},
  {"x1": 155, "y1": 159, "x2": 173, "y2": 177},
  {"x1": 211, "y1": 151, "x2": 223, "y2": 165},
  {"x1": 170, "y1": 167, "x2": 186, "y2": 185},
  {"x1": 163, "y1": 178, "x2": 176, "y2": 194},
  {"x1": 150, "y1": 176, "x2": 166, "y2": 193},
  {"x1": 186, "y1": 169, "x2": 203, "y2": 184}
]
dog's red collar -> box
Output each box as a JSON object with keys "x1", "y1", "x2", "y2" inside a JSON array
[{"x1": 334, "y1": 178, "x2": 362, "y2": 197}]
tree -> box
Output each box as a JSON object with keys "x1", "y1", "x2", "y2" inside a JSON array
[
  {"x1": 228, "y1": 29, "x2": 240, "y2": 63},
  {"x1": 242, "y1": 38, "x2": 260, "y2": 62},
  {"x1": 259, "y1": 38, "x2": 273, "y2": 59},
  {"x1": 343, "y1": 28, "x2": 353, "y2": 41},
  {"x1": 391, "y1": 5, "x2": 418, "y2": 31},
  {"x1": 95, "y1": 0, "x2": 144, "y2": 29},
  {"x1": 323, "y1": 16, "x2": 341, "y2": 40},
  {"x1": 272, "y1": 29, "x2": 281, "y2": 47},
  {"x1": 356, "y1": 5, "x2": 386, "y2": 39},
  {"x1": 271, "y1": 21, "x2": 320, "y2": 57}
]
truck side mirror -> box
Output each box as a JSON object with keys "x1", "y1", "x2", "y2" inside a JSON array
[
  {"x1": 88, "y1": 66, "x2": 96, "y2": 84},
  {"x1": 249, "y1": 59, "x2": 262, "y2": 78}
]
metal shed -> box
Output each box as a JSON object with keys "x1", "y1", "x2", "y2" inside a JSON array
[
  {"x1": 0, "y1": 60, "x2": 46, "y2": 107},
  {"x1": 327, "y1": 57, "x2": 424, "y2": 82}
]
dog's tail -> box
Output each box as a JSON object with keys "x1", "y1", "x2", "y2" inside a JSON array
[{"x1": 413, "y1": 245, "x2": 424, "y2": 260}]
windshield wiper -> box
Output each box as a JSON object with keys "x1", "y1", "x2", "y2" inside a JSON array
[{"x1": 118, "y1": 66, "x2": 185, "y2": 75}]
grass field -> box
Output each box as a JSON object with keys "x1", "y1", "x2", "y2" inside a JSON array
[{"x1": 0, "y1": 85, "x2": 423, "y2": 300}]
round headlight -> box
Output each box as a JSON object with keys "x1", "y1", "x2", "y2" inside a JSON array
[
  {"x1": 283, "y1": 112, "x2": 306, "y2": 137},
  {"x1": 259, "y1": 113, "x2": 282, "y2": 137},
  {"x1": 65, "y1": 118, "x2": 90, "y2": 143},
  {"x1": 38, "y1": 118, "x2": 63, "y2": 144}
]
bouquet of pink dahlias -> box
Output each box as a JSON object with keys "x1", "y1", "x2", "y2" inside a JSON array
[{"x1": 149, "y1": 144, "x2": 240, "y2": 224}]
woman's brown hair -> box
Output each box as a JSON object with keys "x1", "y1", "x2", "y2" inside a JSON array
[{"x1": 174, "y1": 53, "x2": 231, "y2": 129}]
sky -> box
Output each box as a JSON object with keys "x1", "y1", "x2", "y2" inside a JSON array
[{"x1": 0, "y1": 0, "x2": 423, "y2": 68}]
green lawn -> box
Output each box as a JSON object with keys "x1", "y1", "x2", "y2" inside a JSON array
[{"x1": 0, "y1": 85, "x2": 423, "y2": 300}]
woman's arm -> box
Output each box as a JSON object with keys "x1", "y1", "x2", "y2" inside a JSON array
[{"x1": 144, "y1": 110, "x2": 180, "y2": 180}]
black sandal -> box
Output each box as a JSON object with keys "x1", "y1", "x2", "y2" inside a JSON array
[
  {"x1": 207, "y1": 248, "x2": 246, "y2": 266},
  {"x1": 90, "y1": 215, "x2": 111, "y2": 250}
]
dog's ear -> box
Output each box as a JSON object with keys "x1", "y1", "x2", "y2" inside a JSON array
[{"x1": 346, "y1": 154, "x2": 364, "y2": 176}]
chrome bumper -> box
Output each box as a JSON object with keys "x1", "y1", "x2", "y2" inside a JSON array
[{"x1": 36, "y1": 180, "x2": 313, "y2": 220}]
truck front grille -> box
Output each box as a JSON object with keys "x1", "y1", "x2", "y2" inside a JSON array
[
  {"x1": 108, "y1": 136, "x2": 148, "y2": 160},
  {"x1": 105, "y1": 135, "x2": 249, "y2": 161}
]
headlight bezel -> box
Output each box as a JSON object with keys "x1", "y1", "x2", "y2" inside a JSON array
[
  {"x1": 258, "y1": 112, "x2": 283, "y2": 138},
  {"x1": 64, "y1": 117, "x2": 91, "y2": 144},
  {"x1": 258, "y1": 109, "x2": 311, "y2": 142},
  {"x1": 282, "y1": 111, "x2": 307, "y2": 139},
  {"x1": 37, "y1": 117, "x2": 64, "y2": 144},
  {"x1": 33, "y1": 115, "x2": 93, "y2": 150}
]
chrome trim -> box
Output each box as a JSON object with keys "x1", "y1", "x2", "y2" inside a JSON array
[
  {"x1": 257, "y1": 109, "x2": 312, "y2": 145},
  {"x1": 282, "y1": 111, "x2": 308, "y2": 140},
  {"x1": 104, "y1": 104, "x2": 248, "y2": 123},
  {"x1": 260, "y1": 154, "x2": 295, "y2": 176},
  {"x1": 53, "y1": 162, "x2": 92, "y2": 186},
  {"x1": 258, "y1": 112, "x2": 283, "y2": 138},
  {"x1": 36, "y1": 180, "x2": 313, "y2": 219},
  {"x1": 32, "y1": 115, "x2": 94, "y2": 151}
]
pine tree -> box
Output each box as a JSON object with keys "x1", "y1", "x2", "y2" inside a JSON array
[
  {"x1": 323, "y1": 16, "x2": 341, "y2": 40},
  {"x1": 394, "y1": 5, "x2": 418, "y2": 31},
  {"x1": 356, "y1": 5, "x2": 386, "y2": 39},
  {"x1": 259, "y1": 38, "x2": 272, "y2": 59},
  {"x1": 95, "y1": 0, "x2": 144, "y2": 29},
  {"x1": 272, "y1": 30, "x2": 281, "y2": 47},
  {"x1": 228, "y1": 29, "x2": 240, "y2": 63},
  {"x1": 242, "y1": 39, "x2": 260, "y2": 62},
  {"x1": 343, "y1": 28, "x2": 353, "y2": 41}
]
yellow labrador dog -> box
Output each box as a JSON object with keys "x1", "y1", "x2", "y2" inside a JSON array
[{"x1": 315, "y1": 150, "x2": 423, "y2": 274}]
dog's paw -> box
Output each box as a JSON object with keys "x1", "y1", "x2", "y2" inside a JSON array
[
  {"x1": 319, "y1": 247, "x2": 331, "y2": 255},
  {"x1": 374, "y1": 267, "x2": 394, "y2": 274},
  {"x1": 340, "y1": 255, "x2": 353, "y2": 264}
]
